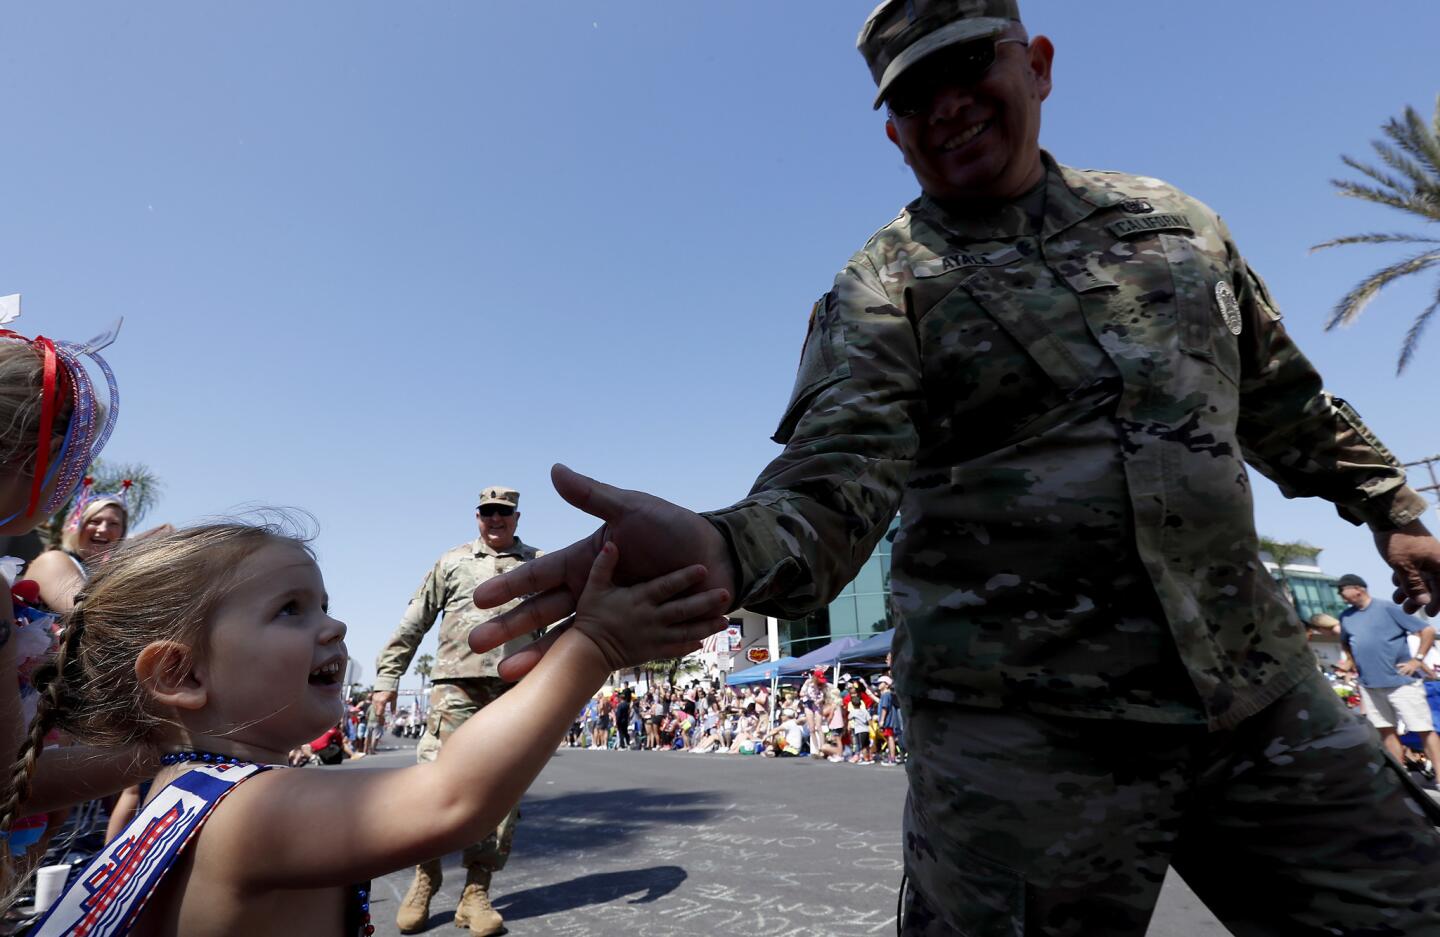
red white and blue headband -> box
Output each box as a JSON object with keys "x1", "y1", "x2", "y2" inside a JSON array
[{"x1": 0, "y1": 294, "x2": 121, "y2": 526}]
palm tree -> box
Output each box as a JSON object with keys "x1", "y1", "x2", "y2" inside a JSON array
[
  {"x1": 1312, "y1": 95, "x2": 1440, "y2": 374},
  {"x1": 415, "y1": 653, "x2": 434, "y2": 693},
  {"x1": 638, "y1": 655, "x2": 702, "y2": 690}
]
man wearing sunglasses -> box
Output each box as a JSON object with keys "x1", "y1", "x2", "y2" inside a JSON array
[
  {"x1": 374, "y1": 485, "x2": 542, "y2": 936},
  {"x1": 469, "y1": 1, "x2": 1440, "y2": 933}
]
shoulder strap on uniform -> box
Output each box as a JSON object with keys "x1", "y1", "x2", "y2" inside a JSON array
[{"x1": 30, "y1": 762, "x2": 272, "y2": 937}]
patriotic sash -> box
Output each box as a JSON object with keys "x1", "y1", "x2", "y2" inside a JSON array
[{"x1": 29, "y1": 762, "x2": 270, "y2": 937}]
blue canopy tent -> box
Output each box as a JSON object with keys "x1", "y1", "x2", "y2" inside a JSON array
[
  {"x1": 779, "y1": 636, "x2": 863, "y2": 675},
  {"x1": 834, "y1": 628, "x2": 896, "y2": 667},
  {"x1": 725, "y1": 656, "x2": 799, "y2": 686}
]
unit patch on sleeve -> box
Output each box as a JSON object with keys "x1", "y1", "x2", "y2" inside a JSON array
[
  {"x1": 1215, "y1": 281, "x2": 1244, "y2": 336},
  {"x1": 1106, "y1": 213, "x2": 1194, "y2": 239}
]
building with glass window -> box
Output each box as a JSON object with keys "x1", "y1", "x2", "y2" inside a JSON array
[
  {"x1": 1279, "y1": 570, "x2": 1348, "y2": 622},
  {"x1": 777, "y1": 516, "x2": 899, "y2": 658},
  {"x1": 1259, "y1": 547, "x2": 1349, "y2": 669},
  {"x1": 1259, "y1": 548, "x2": 1347, "y2": 623}
]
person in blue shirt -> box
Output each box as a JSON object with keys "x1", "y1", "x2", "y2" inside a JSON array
[
  {"x1": 876, "y1": 674, "x2": 902, "y2": 766},
  {"x1": 581, "y1": 697, "x2": 600, "y2": 749},
  {"x1": 1338, "y1": 573, "x2": 1440, "y2": 771}
]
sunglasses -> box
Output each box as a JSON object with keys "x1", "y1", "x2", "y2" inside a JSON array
[
  {"x1": 886, "y1": 38, "x2": 1028, "y2": 119},
  {"x1": 477, "y1": 504, "x2": 515, "y2": 517}
]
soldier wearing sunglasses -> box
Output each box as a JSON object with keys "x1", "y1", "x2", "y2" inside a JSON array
[
  {"x1": 469, "y1": 1, "x2": 1440, "y2": 934},
  {"x1": 373, "y1": 485, "x2": 542, "y2": 936}
]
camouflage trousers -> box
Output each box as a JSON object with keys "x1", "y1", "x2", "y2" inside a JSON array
[
  {"x1": 416, "y1": 678, "x2": 520, "y2": 872},
  {"x1": 900, "y1": 671, "x2": 1440, "y2": 936}
]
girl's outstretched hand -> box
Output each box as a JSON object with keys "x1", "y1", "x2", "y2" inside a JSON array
[{"x1": 570, "y1": 542, "x2": 730, "y2": 670}]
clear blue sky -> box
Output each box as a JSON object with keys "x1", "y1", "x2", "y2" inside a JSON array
[{"x1": 3, "y1": 2, "x2": 1438, "y2": 689}]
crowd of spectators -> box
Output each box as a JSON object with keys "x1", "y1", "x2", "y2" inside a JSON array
[{"x1": 566, "y1": 667, "x2": 905, "y2": 764}]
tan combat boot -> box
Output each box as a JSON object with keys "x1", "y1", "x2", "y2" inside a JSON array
[
  {"x1": 396, "y1": 859, "x2": 443, "y2": 934},
  {"x1": 453, "y1": 866, "x2": 504, "y2": 936}
]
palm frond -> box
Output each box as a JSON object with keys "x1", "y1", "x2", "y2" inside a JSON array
[
  {"x1": 1311, "y1": 232, "x2": 1440, "y2": 252},
  {"x1": 1340, "y1": 155, "x2": 1408, "y2": 197},
  {"x1": 1322, "y1": 99, "x2": 1440, "y2": 372},
  {"x1": 1332, "y1": 178, "x2": 1440, "y2": 222},
  {"x1": 1397, "y1": 285, "x2": 1440, "y2": 375},
  {"x1": 1258, "y1": 536, "x2": 1322, "y2": 568},
  {"x1": 1371, "y1": 139, "x2": 1438, "y2": 192},
  {"x1": 95, "y1": 462, "x2": 163, "y2": 526},
  {"x1": 1324, "y1": 249, "x2": 1440, "y2": 330},
  {"x1": 1387, "y1": 105, "x2": 1440, "y2": 179}
]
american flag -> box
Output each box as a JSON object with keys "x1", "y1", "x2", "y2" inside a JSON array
[{"x1": 701, "y1": 630, "x2": 726, "y2": 655}]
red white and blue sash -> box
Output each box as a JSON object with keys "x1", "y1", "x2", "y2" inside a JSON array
[{"x1": 29, "y1": 762, "x2": 269, "y2": 937}]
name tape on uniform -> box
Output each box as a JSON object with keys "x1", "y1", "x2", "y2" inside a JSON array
[{"x1": 896, "y1": 245, "x2": 1024, "y2": 280}]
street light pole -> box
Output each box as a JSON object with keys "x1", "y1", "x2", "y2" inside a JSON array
[{"x1": 1405, "y1": 455, "x2": 1440, "y2": 515}]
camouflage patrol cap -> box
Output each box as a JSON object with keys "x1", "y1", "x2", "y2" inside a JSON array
[
  {"x1": 858, "y1": 0, "x2": 1022, "y2": 109},
  {"x1": 477, "y1": 486, "x2": 520, "y2": 508}
]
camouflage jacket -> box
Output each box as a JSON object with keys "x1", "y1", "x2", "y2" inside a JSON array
[
  {"x1": 373, "y1": 537, "x2": 543, "y2": 690},
  {"x1": 706, "y1": 155, "x2": 1428, "y2": 730}
]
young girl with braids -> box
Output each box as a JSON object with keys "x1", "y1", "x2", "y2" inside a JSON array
[
  {"x1": 13, "y1": 522, "x2": 729, "y2": 936},
  {"x1": 0, "y1": 312, "x2": 157, "y2": 899}
]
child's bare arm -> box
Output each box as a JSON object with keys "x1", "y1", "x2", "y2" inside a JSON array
[
  {"x1": 0, "y1": 580, "x2": 156, "y2": 814},
  {"x1": 202, "y1": 544, "x2": 729, "y2": 890},
  {"x1": 25, "y1": 551, "x2": 86, "y2": 614},
  {"x1": 23, "y1": 745, "x2": 157, "y2": 815},
  {"x1": 105, "y1": 783, "x2": 144, "y2": 842}
]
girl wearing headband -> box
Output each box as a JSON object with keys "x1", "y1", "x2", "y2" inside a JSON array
[
  {"x1": 0, "y1": 307, "x2": 154, "y2": 905},
  {"x1": 0, "y1": 315, "x2": 120, "y2": 533},
  {"x1": 26, "y1": 483, "x2": 128, "y2": 615},
  {"x1": 28, "y1": 478, "x2": 173, "y2": 614}
]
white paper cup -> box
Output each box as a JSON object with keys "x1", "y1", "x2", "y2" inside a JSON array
[{"x1": 32, "y1": 863, "x2": 70, "y2": 913}]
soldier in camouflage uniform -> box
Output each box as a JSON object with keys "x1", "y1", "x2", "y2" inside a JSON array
[
  {"x1": 373, "y1": 485, "x2": 542, "y2": 937},
  {"x1": 469, "y1": 2, "x2": 1440, "y2": 934}
]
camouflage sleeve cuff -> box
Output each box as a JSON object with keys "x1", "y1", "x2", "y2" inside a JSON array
[
  {"x1": 371, "y1": 674, "x2": 401, "y2": 692},
  {"x1": 702, "y1": 504, "x2": 815, "y2": 620},
  {"x1": 1342, "y1": 485, "x2": 1432, "y2": 530}
]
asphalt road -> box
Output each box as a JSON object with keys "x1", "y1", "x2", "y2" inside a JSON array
[{"x1": 347, "y1": 738, "x2": 1230, "y2": 937}]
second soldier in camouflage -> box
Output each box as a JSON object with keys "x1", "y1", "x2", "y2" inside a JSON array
[{"x1": 373, "y1": 486, "x2": 543, "y2": 937}]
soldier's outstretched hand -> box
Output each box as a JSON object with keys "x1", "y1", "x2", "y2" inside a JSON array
[
  {"x1": 469, "y1": 464, "x2": 738, "y2": 680},
  {"x1": 567, "y1": 541, "x2": 731, "y2": 671},
  {"x1": 1376, "y1": 519, "x2": 1440, "y2": 616}
]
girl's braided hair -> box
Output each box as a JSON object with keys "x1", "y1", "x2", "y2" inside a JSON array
[
  {"x1": 0, "y1": 597, "x2": 89, "y2": 906},
  {"x1": 0, "y1": 340, "x2": 85, "y2": 904},
  {"x1": 0, "y1": 600, "x2": 87, "y2": 868},
  {"x1": 0, "y1": 523, "x2": 307, "y2": 878}
]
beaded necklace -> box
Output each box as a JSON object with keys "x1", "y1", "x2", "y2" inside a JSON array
[{"x1": 159, "y1": 750, "x2": 253, "y2": 767}]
